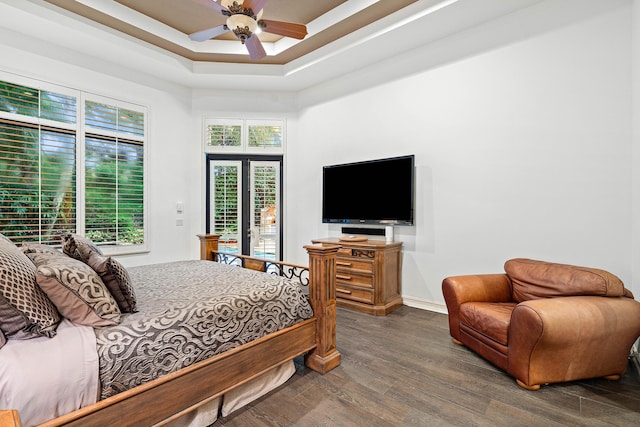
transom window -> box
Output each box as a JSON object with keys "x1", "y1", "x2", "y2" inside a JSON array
[{"x1": 204, "y1": 118, "x2": 284, "y2": 154}]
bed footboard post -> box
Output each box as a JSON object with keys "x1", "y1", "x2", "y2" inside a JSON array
[
  {"x1": 304, "y1": 244, "x2": 342, "y2": 373},
  {"x1": 197, "y1": 234, "x2": 221, "y2": 261}
]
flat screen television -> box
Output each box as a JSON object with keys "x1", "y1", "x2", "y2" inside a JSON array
[{"x1": 322, "y1": 155, "x2": 415, "y2": 226}]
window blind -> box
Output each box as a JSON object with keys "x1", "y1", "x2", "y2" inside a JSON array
[
  {"x1": 208, "y1": 124, "x2": 241, "y2": 147},
  {"x1": 0, "y1": 79, "x2": 77, "y2": 244},
  {"x1": 248, "y1": 123, "x2": 282, "y2": 148},
  {"x1": 252, "y1": 165, "x2": 277, "y2": 233},
  {"x1": 0, "y1": 77, "x2": 145, "y2": 249},
  {"x1": 84, "y1": 100, "x2": 145, "y2": 245},
  {"x1": 212, "y1": 164, "x2": 239, "y2": 235}
]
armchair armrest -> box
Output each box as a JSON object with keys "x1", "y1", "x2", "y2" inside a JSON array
[
  {"x1": 508, "y1": 295, "x2": 640, "y2": 388},
  {"x1": 442, "y1": 274, "x2": 512, "y2": 341}
]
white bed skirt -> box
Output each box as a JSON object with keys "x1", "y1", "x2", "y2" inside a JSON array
[{"x1": 163, "y1": 360, "x2": 295, "y2": 426}]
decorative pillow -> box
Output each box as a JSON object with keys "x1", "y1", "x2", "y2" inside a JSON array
[
  {"x1": 0, "y1": 239, "x2": 60, "y2": 339},
  {"x1": 77, "y1": 244, "x2": 137, "y2": 313},
  {"x1": 26, "y1": 252, "x2": 121, "y2": 327},
  {"x1": 61, "y1": 233, "x2": 104, "y2": 261},
  {"x1": 21, "y1": 242, "x2": 65, "y2": 256},
  {"x1": 504, "y1": 258, "x2": 625, "y2": 302},
  {"x1": 0, "y1": 329, "x2": 5, "y2": 349},
  {"x1": 0, "y1": 233, "x2": 15, "y2": 246}
]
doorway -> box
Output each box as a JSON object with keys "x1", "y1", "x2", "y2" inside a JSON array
[{"x1": 206, "y1": 154, "x2": 282, "y2": 260}]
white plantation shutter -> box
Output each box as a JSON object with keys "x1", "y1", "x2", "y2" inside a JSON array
[
  {"x1": 210, "y1": 161, "x2": 242, "y2": 253},
  {"x1": 84, "y1": 100, "x2": 145, "y2": 246},
  {"x1": 251, "y1": 164, "x2": 277, "y2": 233},
  {"x1": 205, "y1": 119, "x2": 242, "y2": 153},
  {"x1": 250, "y1": 161, "x2": 279, "y2": 259},
  {"x1": 0, "y1": 80, "x2": 77, "y2": 244},
  {"x1": 247, "y1": 120, "x2": 283, "y2": 149}
]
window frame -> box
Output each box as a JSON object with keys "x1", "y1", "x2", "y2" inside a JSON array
[
  {"x1": 0, "y1": 72, "x2": 148, "y2": 255},
  {"x1": 80, "y1": 93, "x2": 148, "y2": 255},
  {"x1": 203, "y1": 117, "x2": 285, "y2": 155}
]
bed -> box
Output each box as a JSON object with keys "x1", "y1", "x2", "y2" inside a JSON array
[{"x1": 0, "y1": 233, "x2": 341, "y2": 427}]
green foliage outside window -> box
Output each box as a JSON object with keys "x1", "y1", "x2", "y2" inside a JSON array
[{"x1": 0, "y1": 79, "x2": 144, "y2": 246}]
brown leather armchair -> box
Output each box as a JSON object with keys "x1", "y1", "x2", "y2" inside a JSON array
[{"x1": 442, "y1": 258, "x2": 640, "y2": 390}]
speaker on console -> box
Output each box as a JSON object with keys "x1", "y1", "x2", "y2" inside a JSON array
[{"x1": 341, "y1": 227, "x2": 385, "y2": 236}]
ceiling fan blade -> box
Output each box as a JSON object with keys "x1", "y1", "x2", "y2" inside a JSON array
[
  {"x1": 258, "y1": 19, "x2": 307, "y2": 40},
  {"x1": 245, "y1": 35, "x2": 266, "y2": 60},
  {"x1": 193, "y1": 0, "x2": 228, "y2": 15},
  {"x1": 242, "y1": 0, "x2": 270, "y2": 15},
  {"x1": 189, "y1": 25, "x2": 228, "y2": 42}
]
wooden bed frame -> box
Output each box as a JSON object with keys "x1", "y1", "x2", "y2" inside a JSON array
[{"x1": 1, "y1": 234, "x2": 341, "y2": 427}]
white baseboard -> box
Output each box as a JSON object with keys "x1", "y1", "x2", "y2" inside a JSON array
[{"x1": 402, "y1": 296, "x2": 447, "y2": 314}]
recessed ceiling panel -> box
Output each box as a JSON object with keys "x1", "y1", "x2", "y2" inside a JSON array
[{"x1": 43, "y1": 0, "x2": 417, "y2": 65}]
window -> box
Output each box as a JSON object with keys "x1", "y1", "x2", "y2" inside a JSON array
[
  {"x1": 0, "y1": 76, "x2": 146, "y2": 250},
  {"x1": 204, "y1": 118, "x2": 284, "y2": 154},
  {"x1": 84, "y1": 100, "x2": 145, "y2": 246}
]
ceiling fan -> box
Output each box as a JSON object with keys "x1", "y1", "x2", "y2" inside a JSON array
[{"x1": 189, "y1": 0, "x2": 308, "y2": 60}]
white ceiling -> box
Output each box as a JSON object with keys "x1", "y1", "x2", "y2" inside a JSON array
[{"x1": 0, "y1": 0, "x2": 545, "y2": 94}]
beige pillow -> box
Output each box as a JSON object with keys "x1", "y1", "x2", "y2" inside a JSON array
[
  {"x1": 0, "y1": 239, "x2": 60, "y2": 339},
  {"x1": 21, "y1": 242, "x2": 65, "y2": 256},
  {"x1": 61, "y1": 233, "x2": 104, "y2": 261},
  {"x1": 0, "y1": 329, "x2": 5, "y2": 349},
  {"x1": 77, "y1": 244, "x2": 137, "y2": 313},
  {"x1": 27, "y1": 252, "x2": 121, "y2": 327},
  {"x1": 0, "y1": 233, "x2": 14, "y2": 245}
]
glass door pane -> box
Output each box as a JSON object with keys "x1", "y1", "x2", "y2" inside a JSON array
[
  {"x1": 249, "y1": 161, "x2": 280, "y2": 260},
  {"x1": 209, "y1": 160, "x2": 242, "y2": 254}
]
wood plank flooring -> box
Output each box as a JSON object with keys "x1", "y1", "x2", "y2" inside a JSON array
[{"x1": 212, "y1": 306, "x2": 640, "y2": 426}]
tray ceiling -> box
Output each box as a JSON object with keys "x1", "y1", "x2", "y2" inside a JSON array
[{"x1": 43, "y1": 0, "x2": 419, "y2": 65}]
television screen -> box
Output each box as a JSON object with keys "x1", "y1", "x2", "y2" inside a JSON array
[{"x1": 322, "y1": 155, "x2": 415, "y2": 226}]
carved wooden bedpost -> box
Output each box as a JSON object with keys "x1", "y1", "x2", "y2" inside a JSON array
[
  {"x1": 197, "y1": 234, "x2": 221, "y2": 261},
  {"x1": 304, "y1": 244, "x2": 342, "y2": 373}
]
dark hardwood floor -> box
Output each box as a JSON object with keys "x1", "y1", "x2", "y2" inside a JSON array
[{"x1": 213, "y1": 306, "x2": 640, "y2": 426}]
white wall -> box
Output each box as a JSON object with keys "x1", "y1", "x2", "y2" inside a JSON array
[
  {"x1": 289, "y1": 0, "x2": 635, "y2": 309},
  {"x1": 1, "y1": 0, "x2": 637, "y2": 312}
]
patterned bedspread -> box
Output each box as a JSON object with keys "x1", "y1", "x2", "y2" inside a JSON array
[{"x1": 94, "y1": 260, "x2": 313, "y2": 399}]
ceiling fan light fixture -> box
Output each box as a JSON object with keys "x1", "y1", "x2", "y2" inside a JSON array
[
  {"x1": 221, "y1": 0, "x2": 243, "y2": 9},
  {"x1": 226, "y1": 14, "x2": 258, "y2": 43}
]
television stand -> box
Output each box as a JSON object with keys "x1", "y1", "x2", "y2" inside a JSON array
[{"x1": 311, "y1": 238, "x2": 403, "y2": 316}]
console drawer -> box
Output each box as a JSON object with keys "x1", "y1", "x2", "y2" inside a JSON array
[
  {"x1": 335, "y1": 258, "x2": 374, "y2": 273},
  {"x1": 336, "y1": 272, "x2": 373, "y2": 288},
  {"x1": 336, "y1": 286, "x2": 374, "y2": 304}
]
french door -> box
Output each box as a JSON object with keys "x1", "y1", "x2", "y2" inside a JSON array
[{"x1": 206, "y1": 154, "x2": 282, "y2": 260}]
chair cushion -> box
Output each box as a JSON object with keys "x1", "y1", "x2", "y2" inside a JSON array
[
  {"x1": 459, "y1": 302, "x2": 517, "y2": 346},
  {"x1": 504, "y1": 258, "x2": 625, "y2": 303}
]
